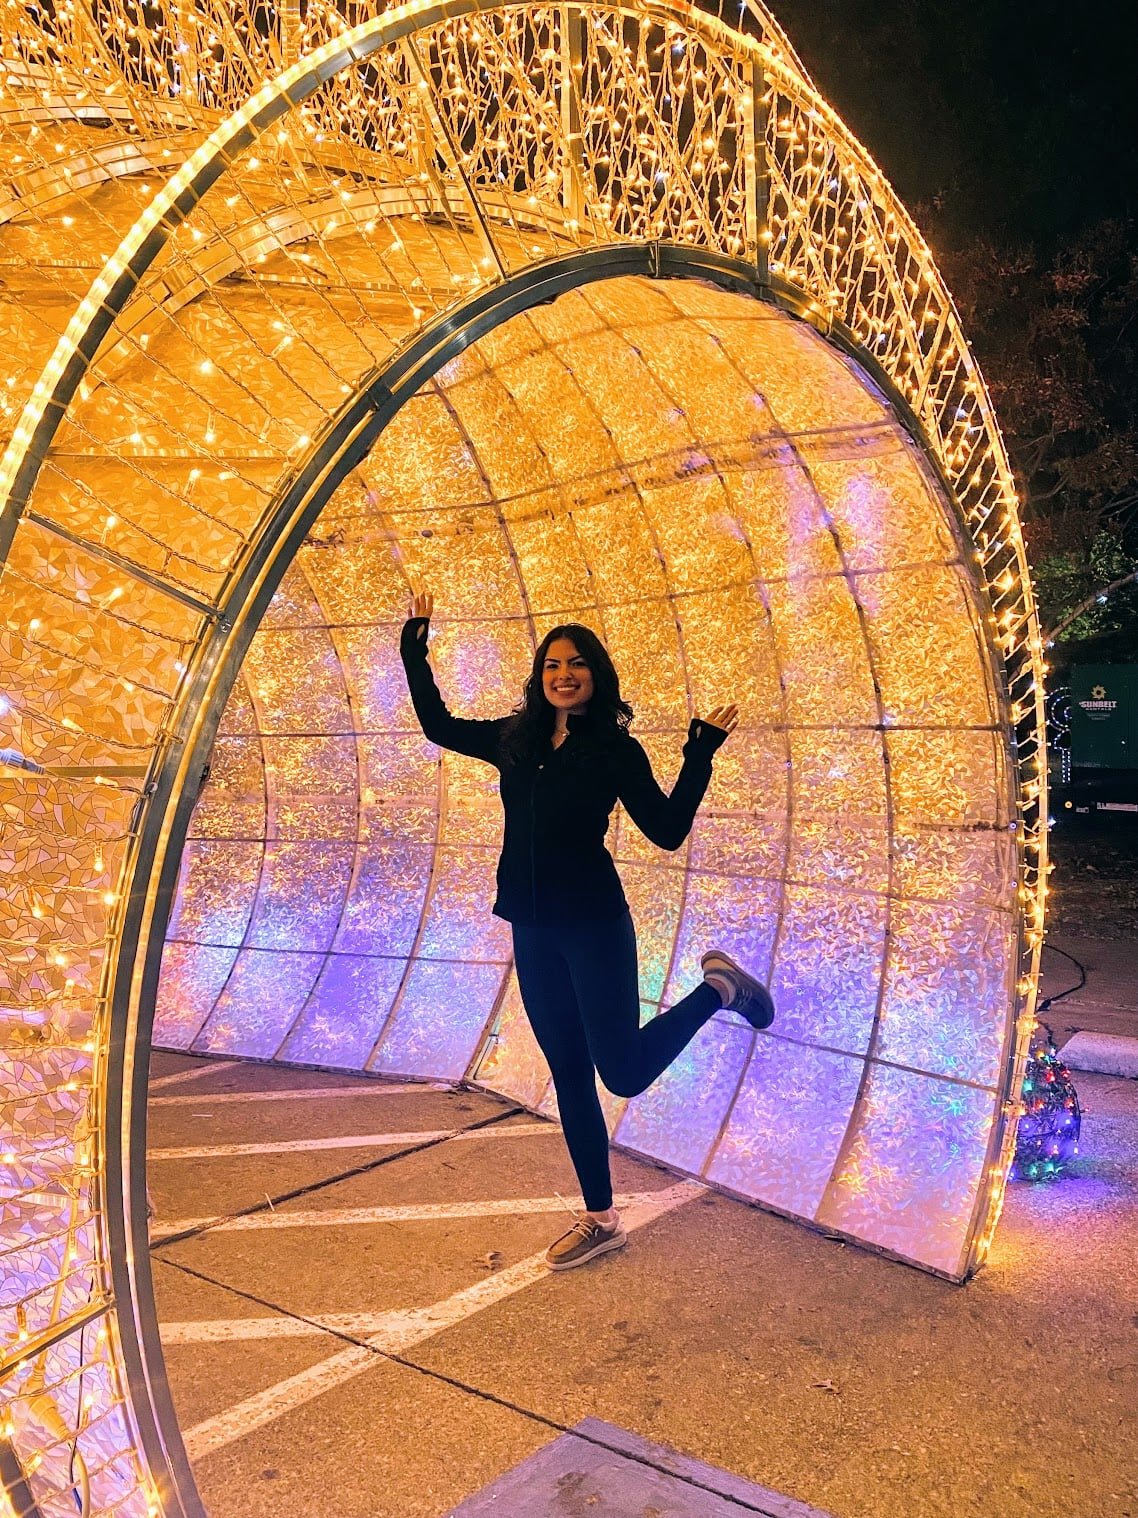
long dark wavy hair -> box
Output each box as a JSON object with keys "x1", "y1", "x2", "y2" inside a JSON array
[{"x1": 500, "y1": 623, "x2": 633, "y2": 766}]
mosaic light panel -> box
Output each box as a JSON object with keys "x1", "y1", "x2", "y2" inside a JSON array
[{"x1": 157, "y1": 280, "x2": 1018, "y2": 1283}]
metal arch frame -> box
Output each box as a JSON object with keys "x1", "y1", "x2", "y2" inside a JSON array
[
  {"x1": 0, "y1": 2, "x2": 1043, "y2": 1506},
  {"x1": 0, "y1": 133, "x2": 211, "y2": 228},
  {"x1": 0, "y1": 0, "x2": 755, "y2": 549}
]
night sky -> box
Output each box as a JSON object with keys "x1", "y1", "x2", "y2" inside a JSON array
[{"x1": 764, "y1": 0, "x2": 1137, "y2": 247}]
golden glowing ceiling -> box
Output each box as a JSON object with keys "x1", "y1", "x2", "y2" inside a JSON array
[{"x1": 0, "y1": 1, "x2": 1047, "y2": 1512}]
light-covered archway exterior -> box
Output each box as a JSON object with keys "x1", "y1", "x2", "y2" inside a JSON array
[{"x1": 0, "y1": 2, "x2": 1046, "y2": 1513}]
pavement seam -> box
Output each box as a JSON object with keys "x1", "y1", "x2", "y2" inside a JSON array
[{"x1": 148, "y1": 1104, "x2": 528, "y2": 1250}]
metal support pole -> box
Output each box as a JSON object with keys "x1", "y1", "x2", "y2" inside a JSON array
[
  {"x1": 401, "y1": 37, "x2": 506, "y2": 276},
  {"x1": 742, "y1": 60, "x2": 770, "y2": 285},
  {"x1": 559, "y1": 5, "x2": 588, "y2": 234},
  {"x1": 281, "y1": 0, "x2": 301, "y2": 67}
]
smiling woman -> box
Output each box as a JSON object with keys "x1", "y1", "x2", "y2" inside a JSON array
[
  {"x1": 0, "y1": 0, "x2": 1046, "y2": 1511},
  {"x1": 398, "y1": 589, "x2": 761, "y2": 1270}
]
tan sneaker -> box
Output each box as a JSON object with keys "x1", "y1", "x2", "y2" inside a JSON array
[
  {"x1": 701, "y1": 949, "x2": 775, "y2": 1030},
  {"x1": 545, "y1": 1214, "x2": 628, "y2": 1271}
]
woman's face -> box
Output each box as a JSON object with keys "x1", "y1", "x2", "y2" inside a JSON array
[{"x1": 542, "y1": 637, "x2": 595, "y2": 716}]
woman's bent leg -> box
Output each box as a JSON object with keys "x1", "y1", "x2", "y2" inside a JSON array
[
  {"x1": 512, "y1": 922, "x2": 614, "y2": 1213},
  {"x1": 564, "y1": 912, "x2": 722, "y2": 1099}
]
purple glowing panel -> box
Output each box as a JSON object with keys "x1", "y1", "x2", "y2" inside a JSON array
[
  {"x1": 816, "y1": 1064, "x2": 994, "y2": 1277},
  {"x1": 153, "y1": 942, "x2": 239, "y2": 1049},
  {"x1": 245, "y1": 841, "x2": 354, "y2": 952},
  {"x1": 876, "y1": 901, "x2": 1014, "y2": 1086},
  {"x1": 165, "y1": 839, "x2": 261, "y2": 946},
  {"x1": 707, "y1": 1038, "x2": 864, "y2": 1216},
  {"x1": 278, "y1": 954, "x2": 406, "y2": 1069},
  {"x1": 333, "y1": 841, "x2": 433, "y2": 956},
  {"x1": 663, "y1": 873, "x2": 779, "y2": 1007},
  {"x1": 618, "y1": 864, "x2": 684, "y2": 1003},
  {"x1": 192, "y1": 948, "x2": 324, "y2": 1058},
  {"x1": 416, "y1": 848, "x2": 513, "y2": 961},
  {"x1": 370, "y1": 959, "x2": 507, "y2": 1080},
  {"x1": 475, "y1": 972, "x2": 551, "y2": 1108},
  {"x1": 615, "y1": 1017, "x2": 751, "y2": 1176},
  {"x1": 768, "y1": 885, "x2": 887, "y2": 1056}
]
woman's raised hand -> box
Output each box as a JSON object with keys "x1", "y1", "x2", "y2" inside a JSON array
[
  {"x1": 696, "y1": 703, "x2": 739, "y2": 738},
  {"x1": 409, "y1": 588, "x2": 434, "y2": 623}
]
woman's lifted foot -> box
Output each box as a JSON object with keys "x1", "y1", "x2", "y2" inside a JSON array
[
  {"x1": 701, "y1": 950, "x2": 775, "y2": 1030},
  {"x1": 545, "y1": 1210, "x2": 627, "y2": 1271}
]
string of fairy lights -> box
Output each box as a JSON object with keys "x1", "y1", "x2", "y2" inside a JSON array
[{"x1": 0, "y1": 1, "x2": 1048, "y2": 1512}]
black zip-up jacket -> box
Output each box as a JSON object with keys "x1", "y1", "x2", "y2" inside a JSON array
[{"x1": 399, "y1": 617, "x2": 728, "y2": 924}]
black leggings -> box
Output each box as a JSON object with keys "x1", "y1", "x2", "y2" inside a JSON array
[{"x1": 511, "y1": 909, "x2": 722, "y2": 1212}]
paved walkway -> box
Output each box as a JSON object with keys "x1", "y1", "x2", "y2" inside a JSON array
[
  {"x1": 1041, "y1": 936, "x2": 1138, "y2": 1049},
  {"x1": 148, "y1": 1049, "x2": 1138, "y2": 1518}
]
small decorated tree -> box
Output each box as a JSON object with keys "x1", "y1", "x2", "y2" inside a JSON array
[{"x1": 1012, "y1": 1023, "x2": 1082, "y2": 1181}]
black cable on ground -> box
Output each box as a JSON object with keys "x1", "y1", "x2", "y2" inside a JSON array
[
  {"x1": 149, "y1": 1104, "x2": 528, "y2": 1250},
  {"x1": 1037, "y1": 943, "x2": 1088, "y2": 1014}
]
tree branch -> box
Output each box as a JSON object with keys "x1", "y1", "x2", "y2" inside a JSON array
[{"x1": 1044, "y1": 566, "x2": 1138, "y2": 643}]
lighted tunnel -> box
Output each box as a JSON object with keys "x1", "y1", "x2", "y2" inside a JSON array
[
  {"x1": 157, "y1": 273, "x2": 1020, "y2": 1277},
  {"x1": 0, "y1": 0, "x2": 1047, "y2": 1511}
]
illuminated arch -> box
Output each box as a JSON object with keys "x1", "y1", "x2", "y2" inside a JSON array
[{"x1": 0, "y1": 2, "x2": 1046, "y2": 1512}]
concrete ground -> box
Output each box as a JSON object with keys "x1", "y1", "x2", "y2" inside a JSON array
[
  {"x1": 1044, "y1": 810, "x2": 1138, "y2": 1049},
  {"x1": 147, "y1": 1048, "x2": 1138, "y2": 1518},
  {"x1": 1042, "y1": 935, "x2": 1138, "y2": 1049}
]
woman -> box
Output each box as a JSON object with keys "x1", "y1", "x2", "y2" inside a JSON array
[{"x1": 400, "y1": 590, "x2": 774, "y2": 1271}]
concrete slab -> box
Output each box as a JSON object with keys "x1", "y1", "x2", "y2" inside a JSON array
[
  {"x1": 187, "y1": 1351, "x2": 550, "y2": 1518},
  {"x1": 149, "y1": 1050, "x2": 238, "y2": 1086},
  {"x1": 154, "y1": 1259, "x2": 336, "y2": 1428},
  {"x1": 1042, "y1": 936, "x2": 1138, "y2": 1049},
  {"x1": 1061, "y1": 1030, "x2": 1138, "y2": 1078},
  {"x1": 147, "y1": 1083, "x2": 504, "y2": 1148},
  {"x1": 444, "y1": 1417, "x2": 833, "y2": 1517},
  {"x1": 264, "y1": 1119, "x2": 665, "y2": 1215},
  {"x1": 157, "y1": 1203, "x2": 573, "y2": 1320},
  {"x1": 145, "y1": 1124, "x2": 541, "y2": 1224},
  {"x1": 152, "y1": 1055, "x2": 447, "y2": 1097},
  {"x1": 405, "y1": 1083, "x2": 1138, "y2": 1518},
  {"x1": 151, "y1": 1057, "x2": 1138, "y2": 1518}
]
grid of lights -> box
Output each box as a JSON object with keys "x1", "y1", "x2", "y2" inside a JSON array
[{"x1": 0, "y1": 1, "x2": 1046, "y2": 1513}]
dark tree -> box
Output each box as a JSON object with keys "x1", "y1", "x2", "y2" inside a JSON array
[{"x1": 938, "y1": 220, "x2": 1138, "y2": 651}]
